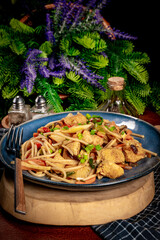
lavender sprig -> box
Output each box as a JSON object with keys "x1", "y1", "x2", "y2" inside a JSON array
[
  {"x1": 20, "y1": 64, "x2": 37, "y2": 93},
  {"x1": 60, "y1": 55, "x2": 105, "y2": 91},
  {"x1": 21, "y1": 49, "x2": 48, "y2": 93},
  {"x1": 46, "y1": 13, "x2": 55, "y2": 43},
  {"x1": 113, "y1": 28, "x2": 138, "y2": 40},
  {"x1": 59, "y1": 3, "x2": 77, "y2": 34}
]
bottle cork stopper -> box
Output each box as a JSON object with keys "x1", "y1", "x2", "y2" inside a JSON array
[{"x1": 108, "y1": 77, "x2": 125, "y2": 91}]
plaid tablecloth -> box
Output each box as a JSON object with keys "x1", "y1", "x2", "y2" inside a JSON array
[{"x1": 92, "y1": 165, "x2": 160, "y2": 240}]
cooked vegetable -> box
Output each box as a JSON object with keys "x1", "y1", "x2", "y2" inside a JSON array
[{"x1": 20, "y1": 112, "x2": 157, "y2": 184}]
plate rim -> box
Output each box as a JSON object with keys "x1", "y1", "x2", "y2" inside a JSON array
[{"x1": 0, "y1": 111, "x2": 160, "y2": 191}]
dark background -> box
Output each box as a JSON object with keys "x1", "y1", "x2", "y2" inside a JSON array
[
  {"x1": 0, "y1": 0, "x2": 158, "y2": 81},
  {"x1": 102, "y1": 0, "x2": 158, "y2": 82}
]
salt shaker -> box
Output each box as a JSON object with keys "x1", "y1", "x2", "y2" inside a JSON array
[
  {"x1": 8, "y1": 96, "x2": 27, "y2": 126},
  {"x1": 31, "y1": 95, "x2": 54, "y2": 119}
]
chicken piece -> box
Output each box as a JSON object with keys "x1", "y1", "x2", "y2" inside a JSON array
[
  {"x1": 82, "y1": 130, "x2": 104, "y2": 145},
  {"x1": 52, "y1": 152, "x2": 65, "y2": 169},
  {"x1": 92, "y1": 135, "x2": 104, "y2": 146},
  {"x1": 61, "y1": 124, "x2": 93, "y2": 133},
  {"x1": 97, "y1": 160, "x2": 124, "y2": 179},
  {"x1": 100, "y1": 148, "x2": 125, "y2": 163},
  {"x1": 69, "y1": 165, "x2": 92, "y2": 179},
  {"x1": 63, "y1": 113, "x2": 87, "y2": 126},
  {"x1": 66, "y1": 141, "x2": 81, "y2": 156},
  {"x1": 49, "y1": 134, "x2": 66, "y2": 143},
  {"x1": 83, "y1": 130, "x2": 93, "y2": 144},
  {"x1": 123, "y1": 139, "x2": 145, "y2": 163}
]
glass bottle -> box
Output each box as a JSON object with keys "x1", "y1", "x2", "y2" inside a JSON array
[
  {"x1": 8, "y1": 96, "x2": 28, "y2": 126},
  {"x1": 98, "y1": 77, "x2": 129, "y2": 114},
  {"x1": 31, "y1": 95, "x2": 54, "y2": 119}
]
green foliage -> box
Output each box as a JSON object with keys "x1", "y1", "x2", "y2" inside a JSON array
[
  {"x1": 149, "y1": 81, "x2": 160, "y2": 113},
  {"x1": 66, "y1": 98, "x2": 97, "y2": 111},
  {"x1": 2, "y1": 85, "x2": 19, "y2": 99},
  {"x1": 0, "y1": 3, "x2": 159, "y2": 120},
  {"x1": 85, "y1": 53, "x2": 109, "y2": 69},
  {"x1": 125, "y1": 84, "x2": 146, "y2": 115},
  {"x1": 66, "y1": 81, "x2": 95, "y2": 101},
  {"x1": 39, "y1": 41, "x2": 53, "y2": 55},
  {"x1": 36, "y1": 77, "x2": 64, "y2": 113},
  {"x1": 9, "y1": 40, "x2": 27, "y2": 55},
  {"x1": 73, "y1": 35, "x2": 96, "y2": 49},
  {"x1": 10, "y1": 18, "x2": 35, "y2": 34},
  {"x1": 66, "y1": 71, "x2": 81, "y2": 82}
]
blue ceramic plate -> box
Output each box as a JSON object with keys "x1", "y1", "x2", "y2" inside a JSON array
[{"x1": 0, "y1": 111, "x2": 160, "y2": 191}]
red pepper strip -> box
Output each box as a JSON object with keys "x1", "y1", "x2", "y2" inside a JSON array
[
  {"x1": 35, "y1": 142, "x2": 42, "y2": 149},
  {"x1": 33, "y1": 132, "x2": 39, "y2": 137},
  {"x1": 76, "y1": 176, "x2": 96, "y2": 184},
  {"x1": 125, "y1": 129, "x2": 133, "y2": 140}
]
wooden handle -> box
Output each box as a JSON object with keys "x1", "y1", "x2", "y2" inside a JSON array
[{"x1": 14, "y1": 158, "x2": 26, "y2": 214}]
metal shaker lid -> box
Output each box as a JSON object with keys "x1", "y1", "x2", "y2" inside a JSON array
[
  {"x1": 12, "y1": 96, "x2": 25, "y2": 109},
  {"x1": 35, "y1": 95, "x2": 47, "y2": 109}
]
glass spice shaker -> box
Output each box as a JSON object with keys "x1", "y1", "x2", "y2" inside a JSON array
[
  {"x1": 98, "y1": 77, "x2": 128, "y2": 114},
  {"x1": 8, "y1": 96, "x2": 27, "y2": 126},
  {"x1": 31, "y1": 95, "x2": 54, "y2": 119}
]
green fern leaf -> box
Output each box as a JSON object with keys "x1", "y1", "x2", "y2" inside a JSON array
[
  {"x1": 94, "y1": 39, "x2": 107, "y2": 52},
  {"x1": 53, "y1": 77, "x2": 64, "y2": 85},
  {"x1": 66, "y1": 98, "x2": 97, "y2": 111},
  {"x1": 87, "y1": 54, "x2": 109, "y2": 69},
  {"x1": 2, "y1": 85, "x2": 19, "y2": 99},
  {"x1": 126, "y1": 52, "x2": 150, "y2": 64},
  {"x1": 39, "y1": 41, "x2": 53, "y2": 55},
  {"x1": 130, "y1": 81, "x2": 151, "y2": 97},
  {"x1": 67, "y1": 47, "x2": 80, "y2": 56},
  {"x1": 0, "y1": 56, "x2": 20, "y2": 88},
  {"x1": 66, "y1": 71, "x2": 81, "y2": 82},
  {"x1": 149, "y1": 81, "x2": 160, "y2": 111},
  {"x1": 36, "y1": 78, "x2": 63, "y2": 112},
  {"x1": 125, "y1": 85, "x2": 146, "y2": 114},
  {"x1": 35, "y1": 25, "x2": 45, "y2": 35},
  {"x1": 67, "y1": 81, "x2": 94, "y2": 100},
  {"x1": 0, "y1": 29, "x2": 10, "y2": 47},
  {"x1": 73, "y1": 35, "x2": 96, "y2": 49},
  {"x1": 123, "y1": 61, "x2": 149, "y2": 84},
  {"x1": 9, "y1": 40, "x2": 27, "y2": 55},
  {"x1": 10, "y1": 18, "x2": 35, "y2": 34},
  {"x1": 60, "y1": 38, "x2": 70, "y2": 52}
]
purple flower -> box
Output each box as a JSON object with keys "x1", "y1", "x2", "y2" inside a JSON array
[
  {"x1": 20, "y1": 49, "x2": 49, "y2": 93},
  {"x1": 60, "y1": 55, "x2": 105, "y2": 91},
  {"x1": 20, "y1": 64, "x2": 37, "y2": 93},
  {"x1": 48, "y1": 56, "x2": 56, "y2": 70},
  {"x1": 26, "y1": 49, "x2": 43, "y2": 63},
  {"x1": 50, "y1": 70, "x2": 66, "y2": 78},
  {"x1": 38, "y1": 65, "x2": 50, "y2": 78},
  {"x1": 45, "y1": 13, "x2": 55, "y2": 43},
  {"x1": 113, "y1": 28, "x2": 138, "y2": 40}
]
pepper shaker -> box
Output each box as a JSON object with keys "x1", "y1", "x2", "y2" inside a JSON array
[
  {"x1": 8, "y1": 96, "x2": 27, "y2": 126},
  {"x1": 31, "y1": 95, "x2": 54, "y2": 119}
]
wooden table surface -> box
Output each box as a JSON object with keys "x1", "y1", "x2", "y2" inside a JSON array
[{"x1": 0, "y1": 109, "x2": 160, "y2": 240}]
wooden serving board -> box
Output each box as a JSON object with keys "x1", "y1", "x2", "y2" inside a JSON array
[{"x1": 0, "y1": 170, "x2": 155, "y2": 226}]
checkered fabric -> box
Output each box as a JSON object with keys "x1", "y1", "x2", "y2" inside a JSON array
[{"x1": 92, "y1": 165, "x2": 160, "y2": 240}]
